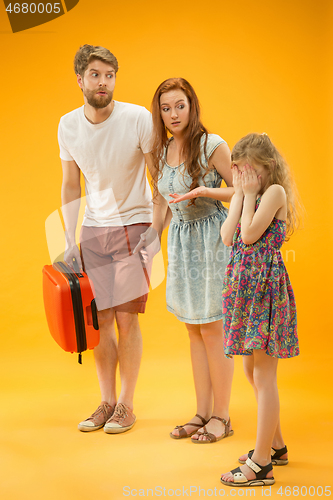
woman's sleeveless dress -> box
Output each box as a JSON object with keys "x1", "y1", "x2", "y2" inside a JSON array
[{"x1": 158, "y1": 134, "x2": 230, "y2": 324}]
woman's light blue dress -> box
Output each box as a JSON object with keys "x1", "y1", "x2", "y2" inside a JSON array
[{"x1": 158, "y1": 134, "x2": 230, "y2": 324}]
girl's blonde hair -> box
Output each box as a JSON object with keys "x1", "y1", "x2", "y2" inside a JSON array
[{"x1": 232, "y1": 133, "x2": 302, "y2": 240}]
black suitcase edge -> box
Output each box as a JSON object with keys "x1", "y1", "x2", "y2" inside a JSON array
[{"x1": 53, "y1": 261, "x2": 87, "y2": 363}]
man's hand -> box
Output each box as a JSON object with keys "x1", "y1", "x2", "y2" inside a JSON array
[
  {"x1": 64, "y1": 244, "x2": 83, "y2": 271},
  {"x1": 133, "y1": 227, "x2": 161, "y2": 263}
]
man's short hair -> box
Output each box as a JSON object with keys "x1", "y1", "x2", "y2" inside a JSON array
[{"x1": 74, "y1": 44, "x2": 119, "y2": 77}]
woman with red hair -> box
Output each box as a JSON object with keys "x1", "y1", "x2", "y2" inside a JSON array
[{"x1": 150, "y1": 78, "x2": 234, "y2": 443}]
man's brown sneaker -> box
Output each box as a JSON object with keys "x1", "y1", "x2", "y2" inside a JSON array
[
  {"x1": 78, "y1": 402, "x2": 115, "y2": 432},
  {"x1": 104, "y1": 403, "x2": 136, "y2": 433}
]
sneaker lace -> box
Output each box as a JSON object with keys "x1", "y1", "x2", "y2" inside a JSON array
[
  {"x1": 90, "y1": 403, "x2": 110, "y2": 419},
  {"x1": 112, "y1": 403, "x2": 128, "y2": 422}
]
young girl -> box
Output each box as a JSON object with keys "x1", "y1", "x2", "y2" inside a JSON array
[
  {"x1": 150, "y1": 78, "x2": 235, "y2": 443},
  {"x1": 220, "y1": 133, "x2": 300, "y2": 487}
]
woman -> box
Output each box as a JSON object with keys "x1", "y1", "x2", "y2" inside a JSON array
[{"x1": 150, "y1": 78, "x2": 234, "y2": 443}]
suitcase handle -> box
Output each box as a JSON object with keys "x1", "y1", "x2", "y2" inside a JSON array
[
  {"x1": 72, "y1": 257, "x2": 80, "y2": 274},
  {"x1": 44, "y1": 270, "x2": 59, "y2": 287},
  {"x1": 91, "y1": 299, "x2": 99, "y2": 330}
]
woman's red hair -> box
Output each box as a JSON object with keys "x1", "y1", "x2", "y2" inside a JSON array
[{"x1": 151, "y1": 78, "x2": 209, "y2": 200}]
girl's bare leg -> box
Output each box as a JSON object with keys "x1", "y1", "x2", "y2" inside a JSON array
[
  {"x1": 238, "y1": 353, "x2": 287, "y2": 462},
  {"x1": 222, "y1": 349, "x2": 278, "y2": 482}
]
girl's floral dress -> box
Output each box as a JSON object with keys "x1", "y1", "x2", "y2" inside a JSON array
[{"x1": 222, "y1": 197, "x2": 299, "y2": 358}]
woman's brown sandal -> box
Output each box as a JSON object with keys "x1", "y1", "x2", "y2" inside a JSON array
[
  {"x1": 191, "y1": 416, "x2": 234, "y2": 444},
  {"x1": 169, "y1": 414, "x2": 208, "y2": 439}
]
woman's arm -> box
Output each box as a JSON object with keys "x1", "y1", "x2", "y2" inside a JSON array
[
  {"x1": 163, "y1": 206, "x2": 173, "y2": 229},
  {"x1": 169, "y1": 143, "x2": 234, "y2": 204},
  {"x1": 209, "y1": 142, "x2": 233, "y2": 186},
  {"x1": 220, "y1": 166, "x2": 244, "y2": 246},
  {"x1": 169, "y1": 185, "x2": 234, "y2": 204},
  {"x1": 241, "y1": 165, "x2": 286, "y2": 245}
]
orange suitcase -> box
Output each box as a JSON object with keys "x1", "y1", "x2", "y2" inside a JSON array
[{"x1": 42, "y1": 261, "x2": 100, "y2": 363}]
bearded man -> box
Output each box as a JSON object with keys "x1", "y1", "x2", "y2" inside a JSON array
[{"x1": 58, "y1": 44, "x2": 162, "y2": 434}]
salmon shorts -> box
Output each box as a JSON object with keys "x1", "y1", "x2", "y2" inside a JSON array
[{"x1": 80, "y1": 223, "x2": 151, "y2": 313}]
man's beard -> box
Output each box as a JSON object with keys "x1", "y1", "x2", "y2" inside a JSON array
[{"x1": 84, "y1": 87, "x2": 113, "y2": 109}]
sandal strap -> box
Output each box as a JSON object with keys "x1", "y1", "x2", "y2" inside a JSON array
[
  {"x1": 246, "y1": 458, "x2": 273, "y2": 479},
  {"x1": 194, "y1": 413, "x2": 208, "y2": 425},
  {"x1": 176, "y1": 426, "x2": 190, "y2": 439},
  {"x1": 175, "y1": 422, "x2": 202, "y2": 430},
  {"x1": 231, "y1": 466, "x2": 244, "y2": 475},
  {"x1": 201, "y1": 431, "x2": 216, "y2": 443},
  {"x1": 196, "y1": 425, "x2": 207, "y2": 436},
  {"x1": 246, "y1": 458, "x2": 261, "y2": 474},
  {"x1": 195, "y1": 427, "x2": 216, "y2": 443},
  {"x1": 210, "y1": 416, "x2": 231, "y2": 435},
  {"x1": 248, "y1": 446, "x2": 287, "y2": 461},
  {"x1": 174, "y1": 415, "x2": 207, "y2": 438},
  {"x1": 271, "y1": 445, "x2": 288, "y2": 459},
  {"x1": 176, "y1": 414, "x2": 208, "y2": 429},
  {"x1": 174, "y1": 423, "x2": 201, "y2": 439},
  {"x1": 230, "y1": 466, "x2": 250, "y2": 485}
]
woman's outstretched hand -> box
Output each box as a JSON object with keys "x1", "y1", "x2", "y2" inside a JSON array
[
  {"x1": 169, "y1": 186, "x2": 207, "y2": 203},
  {"x1": 241, "y1": 164, "x2": 262, "y2": 196}
]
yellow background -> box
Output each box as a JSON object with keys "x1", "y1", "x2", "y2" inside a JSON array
[{"x1": 0, "y1": 0, "x2": 332, "y2": 498}]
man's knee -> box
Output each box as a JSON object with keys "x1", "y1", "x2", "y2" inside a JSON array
[
  {"x1": 115, "y1": 311, "x2": 139, "y2": 333},
  {"x1": 97, "y1": 308, "x2": 114, "y2": 327}
]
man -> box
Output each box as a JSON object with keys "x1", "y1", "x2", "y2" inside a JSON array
[{"x1": 58, "y1": 44, "x2": 165, "y2": 433}]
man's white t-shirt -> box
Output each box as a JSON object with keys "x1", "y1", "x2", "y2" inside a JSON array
[{"x1": 58, "y1": 101, "x2": 153, "y2": 227}]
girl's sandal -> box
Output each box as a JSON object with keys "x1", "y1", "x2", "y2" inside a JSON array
[
  {"x1": 190, "y1": 416, "x2": 234, "y2": 444},
  {"x1": 220, "y1": 458, "x2": 275, "y2": 487},
  {"x1": 169, "y1": 414, "x2": 208, "y2": 439},
  {"x1": 239, "y1": 445, "x2": 288, "y2": 466}
]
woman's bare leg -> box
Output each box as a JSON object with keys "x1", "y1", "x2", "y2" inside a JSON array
[
  {"x1": 191, "y1": 320, "x2": 234, "y2": 441},
  {"x1": 171, "y1": 323, "x2": 212, "y2": 437}
]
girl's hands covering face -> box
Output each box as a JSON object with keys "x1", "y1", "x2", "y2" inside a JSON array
[
  {"x1": 241, "y1": 164, "x2": 262, "y2": 196},
  {"x1": 232, "y1": 165, "x2": 243, "y2": 195}
]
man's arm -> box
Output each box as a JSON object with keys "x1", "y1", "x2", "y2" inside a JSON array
[
  {"x1": 61, "y1": 159, "x2": 82, "y2": 268},
  {"x1": 133, "y1": 152, "x2": 169, "y2": 258},
  {"x1": 145, "y1": 152, "x2": 170, "y2": 239}
]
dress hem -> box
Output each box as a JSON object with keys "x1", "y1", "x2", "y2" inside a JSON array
[
  {"x1": 167, "y1": 306, "x2": 222, "y2": 324},
  {"x1": 224, "y1": 347, "x2": 300, "y2": 359}
]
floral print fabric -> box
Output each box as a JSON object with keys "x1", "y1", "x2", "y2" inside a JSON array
[{"x1": 222, "y1": 197, "x2": 299, "y2": 358}]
